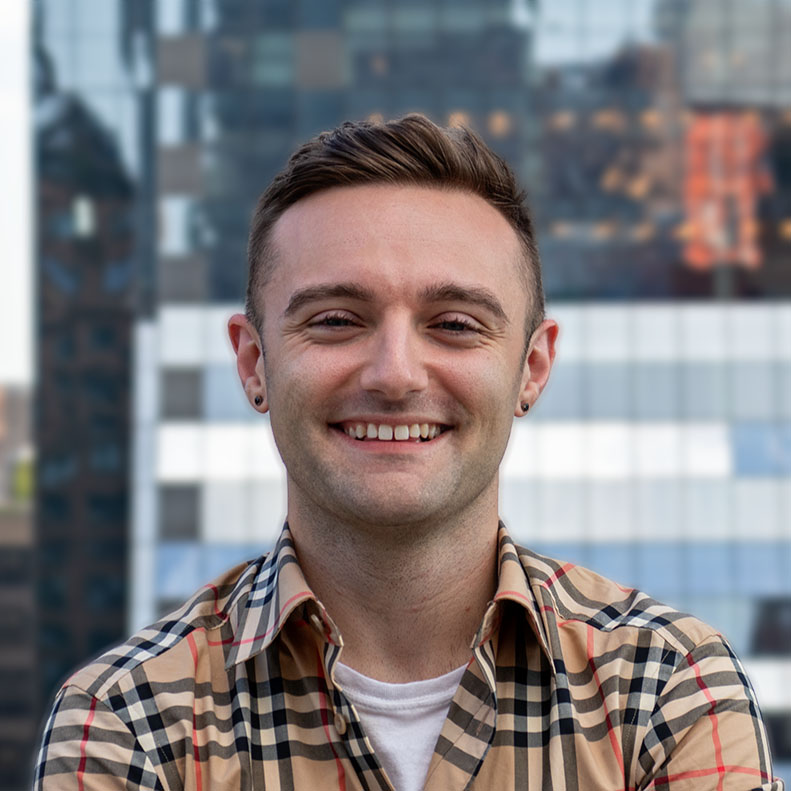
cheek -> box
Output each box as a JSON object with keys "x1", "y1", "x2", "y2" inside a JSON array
[
  {"x1": 449, "y1": 357, "x2": 522, "y2": 407},
  {"x1": 265, "y1": 351, "x2": 353, "y2": 421}
]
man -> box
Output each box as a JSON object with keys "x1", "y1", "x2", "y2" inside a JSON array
[{"x1": 35, "y1": 115, "x2": 782, "y2": 790}]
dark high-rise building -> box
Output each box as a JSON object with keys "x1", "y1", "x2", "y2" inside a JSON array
[{"x1": 31, "y1": 6, "x2": 154, "y2": 774}]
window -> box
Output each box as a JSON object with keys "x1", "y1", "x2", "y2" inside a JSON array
[
  {"x1": 161, "y1": 368, "x2": 203, "y2": 420},
  {"x1": 87, "y1": 493, "x2": 127, "y2": 525},
  {"x1": 159, "y1": 484, "x2": 200, "y2": 540},
  {"x1": 752, "y1": 597, "x2": 791, "y2": 655},
  {"x1": 733, "y1": 422, "x2": 791, "y2": 476}
]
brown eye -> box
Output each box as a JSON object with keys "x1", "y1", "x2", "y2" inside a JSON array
[
  {"x1": 439, "y1": 320, "x2": 475, "y2": 332},
  {"x1": 309, "y1": 312, "x2": 358, "y2": 328},
  {"x1": 432, "y1": 315, "x2": 481, "y2": 333}
]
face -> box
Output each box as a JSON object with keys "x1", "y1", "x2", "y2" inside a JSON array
[{"x1": 230, "y1": 184, "x2": 556, "y2": 532}]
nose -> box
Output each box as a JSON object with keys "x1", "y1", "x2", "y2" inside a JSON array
[{"x1": 359, "y1": 315, "x2": 429, "y2": 399}]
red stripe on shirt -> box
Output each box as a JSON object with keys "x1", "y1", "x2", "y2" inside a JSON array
[
  {"x1": 202, "y1": 583, "x2": 228, "y2": 619},
  {"x1": 648, "y1": 764, "x2": 770, "y2": 785},
  {"x1": 77, "y1": 696, "x2": 98, "y2": 791},
  {"x1": 686, "y1": 650, "x2": 725, "y2": 791},
  {"x1": 544, "y1": 563, "x2": 575, "y2": 587},
  {"x1": 206, "y1": 590, "x2": 313, "y2": 647}
]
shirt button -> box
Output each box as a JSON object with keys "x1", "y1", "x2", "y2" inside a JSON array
[{"x1": 334, "y1": 711, "x2": 347, "y2": 736}]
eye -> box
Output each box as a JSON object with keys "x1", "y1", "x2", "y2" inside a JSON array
[
  {"x1": 430, "y1": 314, "x2": 483, "y2": 334},
  {"x1": 309, "y1": 311, "x2": 356, "y2": 326},
  {"x1": 305, "y1": 310, "x2": 362, "y2": 341}
]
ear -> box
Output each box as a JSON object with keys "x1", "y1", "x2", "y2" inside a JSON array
[
  {"x1": 515, "y1": 318, "x2": 558, "y2": 417},
  {"x1": 228, "y1": 313, "x2": 268, "y2": 412}
]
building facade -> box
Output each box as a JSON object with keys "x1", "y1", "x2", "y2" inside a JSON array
[{"x1": 29, "y1": 3, "x2": 154, "y2": 787}]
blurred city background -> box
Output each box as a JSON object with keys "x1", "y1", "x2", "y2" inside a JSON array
[{"x1": 0, "y1": 0, "x2": 790, "y2": 787}]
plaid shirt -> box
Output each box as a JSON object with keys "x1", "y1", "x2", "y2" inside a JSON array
[{"x1": 36, "y1": 524, "x2": 783, "y2": 790}]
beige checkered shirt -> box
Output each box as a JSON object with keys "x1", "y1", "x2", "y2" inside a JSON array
[{"x1": 36, "y1": 524, "x2": 783, "y2": 790}]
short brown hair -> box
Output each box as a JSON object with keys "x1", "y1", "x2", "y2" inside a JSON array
[{"x1": 246, "y1": 113, "x2": 544, "y2": 340}]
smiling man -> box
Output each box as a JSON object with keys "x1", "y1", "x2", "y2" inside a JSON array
[{"x1": 36, "y1": 116, "x2": 782, "y2": 790}]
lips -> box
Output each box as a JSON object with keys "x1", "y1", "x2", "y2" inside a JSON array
[{"x1": 332, "y1": 421, "x2": 449, "y2": 441}]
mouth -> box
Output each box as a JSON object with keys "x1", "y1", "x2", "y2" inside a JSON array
[{"x1": 330, "y1": 421, "x2": 451, "y2": 443}]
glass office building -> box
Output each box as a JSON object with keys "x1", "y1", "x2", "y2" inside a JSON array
[
  {"x1": 31, "y1": 0, "x2": 790, "y2": 785},
  {"x1": 29, "y1": 2, "x2": 154, "y2": 786}
]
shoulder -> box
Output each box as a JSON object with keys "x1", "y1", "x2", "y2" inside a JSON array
[
  {"x1": 513, "y1": 548, "x2": 783, "y2": 787},
  {"x1": 36, "y1": 557, "x2": 269, "y2": 789},
  {"x1": 63, "y1": 556, "x2": 261, "y2": 702},
  {"x1": 516, "y1": 545, "x2": 718, "y2": 656}
]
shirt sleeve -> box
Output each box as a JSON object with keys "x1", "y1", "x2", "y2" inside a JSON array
[
  {"x1": 637, "y1": 635, "x2": 784, "y2": 790},
  {"x1": 35, "y1": 685, "x2": 165, "y2": 791}
]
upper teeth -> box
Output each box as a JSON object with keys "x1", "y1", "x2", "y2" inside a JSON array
[{"x1": 344, "y1": 423, "x2": 441, "y2": 441}]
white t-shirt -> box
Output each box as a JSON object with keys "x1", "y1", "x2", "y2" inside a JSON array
[{"x1": 334, "y1": 662, "x2": 468, "y2": 791}]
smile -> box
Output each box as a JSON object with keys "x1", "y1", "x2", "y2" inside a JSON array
[{"x1": 332, "y1": 422, "x2": 449, "y2": 442}]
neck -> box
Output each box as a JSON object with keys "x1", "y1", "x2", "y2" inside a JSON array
[{"x1": 286, "y1": 496, "x2": 499, "y2": 683}]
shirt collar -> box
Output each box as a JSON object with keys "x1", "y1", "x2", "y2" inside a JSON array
[
  {"x1": 470, "y1": 523, "x2": 554, "y2": 666},
  {"x1": 225, "y1": 521, "x2": 554, "y2": 669},
  {"x1": 224, "y1": 524, "x2": 326, "y2": 668}
]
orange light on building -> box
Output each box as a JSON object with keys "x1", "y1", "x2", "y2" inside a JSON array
[
  {"x1": 640, "y1": 109, "x2": 661, "y2": 130},
  {"x1": 592, "y1": 109, "x2": 626, "y2": 132},
  {"x1": 549, "y1": 110, "x2": 575, "y2": 131},
  {"x1": 551, "y1": 221, "x2": 572, "y2": 238},
  {"x1": 682, "y1": 111, "x2": 773, "y2": 271},
  {"x1": 448, "y1": 111, "x2": 471, "y2": 128},
  {"x1": 632, "y1": 222, "x2": 656, "y2": 242},
  {"x1": 487, "y1": 110, "x2": 512, "y2": 138},
  {"x1": 626, "y1": 174, "x2": 651, "y2": 200},
  {"x1": 780, "y1": 219, "x2": 791, "y2": 241},
  {"x1": 593, "y1": 221, "x2": 616, "y2": 240},
  {"x1": 600, "y1": 166, "x2": 623, "y2": 192}
]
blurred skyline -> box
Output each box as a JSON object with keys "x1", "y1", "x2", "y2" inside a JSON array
[{"x1": 3, "y1": 1, "x2": 789, "y2": 787}]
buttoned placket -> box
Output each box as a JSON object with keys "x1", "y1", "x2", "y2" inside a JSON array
[
  {"x1": 419, "y1": 603, "x2": 501, "y2": 791},
  {"x1": 297, "y1": 594, "x2": 505, "y2": 791},
  {"x1": 306, "y1": 602, "x2": 397, "y2": 791}
]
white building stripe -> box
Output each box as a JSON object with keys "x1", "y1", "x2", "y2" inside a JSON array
[
  {"x1": 741, "y1": 659, "x2": 791, "y2": 713},
  {"x1": 549, "y1": 303, "x2": 791, "y2": 362},
  {"x1": 130, "y1": 320, "x2": 160, "y2": 632},
  {"x1": 501, "y1": 421, "x2": 733, "y2": 480},
  {"x1": 157, "y1": 423, "x2": 286, "y2": 482}
]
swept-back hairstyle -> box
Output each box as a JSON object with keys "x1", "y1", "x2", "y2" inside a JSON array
[{"x1": 246, "y1": 113, "x2": 544, "y2": 340}]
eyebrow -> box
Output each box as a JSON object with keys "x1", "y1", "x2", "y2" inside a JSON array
[
  {"x1": 282, "y1": 283, "x2": 376, "y2": 318},
  {"x1": 419, "y1": 282, "x2": 509, "y2": 324},
  {"x1": 282, "y1": 280, "x2": 509, "y2": 323}
]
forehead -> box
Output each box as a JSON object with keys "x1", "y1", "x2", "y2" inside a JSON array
[{"x1": 265, "y1": 184, "x2": 525, "y2": 308}]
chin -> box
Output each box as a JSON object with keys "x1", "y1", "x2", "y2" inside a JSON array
[{"x1": 341, "y1": 501, "x2": 439, "y2": 531}]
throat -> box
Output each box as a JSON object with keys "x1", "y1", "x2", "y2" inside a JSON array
[{"x1": 309, "y1": 538, "x2": 496, "y2": 683}]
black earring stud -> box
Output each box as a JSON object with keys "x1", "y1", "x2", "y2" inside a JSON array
[
  {"x1": 521, "y1": 402, "x2": 529, "y2": 413},
  {"x1": 254, "y1": 395, "x2": 263, "y2": 406}
]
